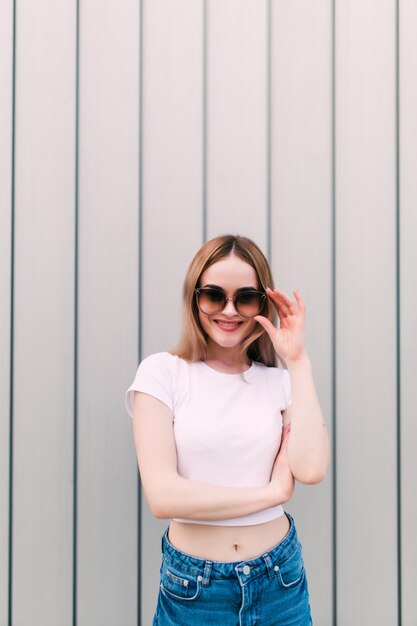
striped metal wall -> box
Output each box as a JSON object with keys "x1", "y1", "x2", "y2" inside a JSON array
[{"x1": 0, "y1": 1, "x2": 416, "y2": 625}]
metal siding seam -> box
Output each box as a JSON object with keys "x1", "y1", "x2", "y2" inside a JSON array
[
  {"x1": 8, "y1": 0, "x2": 17, "y2": 623},
  {"x1": 331, "y1": 0, "x2": 337, "y2": 624},
  {"x1": 73, "y1": 0, "x2": 80, "y2": 623},
  {"x1": 202, "y1": 0, "x2": 207, "y2": 244},
  {"x1": 395, "y1": 0, "x2": 402, "y2": 623},
  {"x1": 138, "y1": 0, "x2": 143, "y2": 623},
  {"x1": 266, "y1": 0, "x2": 272, "y2": 263}
]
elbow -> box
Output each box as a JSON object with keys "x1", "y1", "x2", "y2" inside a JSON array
[
  {"x1": 290, "y1": 440, "x2": 331, "y2": 485},
  {"x1": 295, "y1": 469, "x2": 327, "y2": 485},
  {"x1": 292, "y1": 458, "x2": 330, "y2": 485},
  {"x1": 150, "y1": 497, "x2": 163, "y2": 518},
  {"x1": 149, "y1": 493, "x2": 173, "y2": 519},
  {"x1": 147, "y1": 481, "x2": 180, "y2": 519},
  {"x1": 153, "y1": 506, "x2": 169, "y2": 519},
  {"x1": 141, "y1": 474, "x2": 180, "y2": 519},
  {"x1": 151, "y1": 500, "x2": 171, "y2": 520},
  {"x1": 143, "y1": 487, "x2": 171, "y2": 519}
]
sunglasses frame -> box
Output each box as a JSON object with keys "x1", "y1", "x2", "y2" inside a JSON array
[{"x1": 194, "y1": 287, "x2": 267, "y2": 318}]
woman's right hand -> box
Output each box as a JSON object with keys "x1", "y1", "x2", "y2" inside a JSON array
[{"x1": 267, "y1": 425, "x2": 295, "y2": 505}]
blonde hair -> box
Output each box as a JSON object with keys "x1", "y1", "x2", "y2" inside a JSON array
[{"x1": 170, "y1": 235, "x2": 278, "y2": 367}]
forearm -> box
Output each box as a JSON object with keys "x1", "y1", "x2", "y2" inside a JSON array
[
  {"x1": 150, "y1": 475, "x2": 287, "y2": 521},
  {"x1": 286, "y1": 353, "x2": 330, "y2": 483}
]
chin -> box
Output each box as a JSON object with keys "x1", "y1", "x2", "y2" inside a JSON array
[
  {"x1": 215, "y1": 338, "x2": 243, "y2": 350},
  {"x1": 210, "y1": 327, "x2": 252, "y2": 349}
]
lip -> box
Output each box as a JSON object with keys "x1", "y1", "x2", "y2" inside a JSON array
[{"x1": 213, "y1": 319, "x2": 244, "y2": 332}]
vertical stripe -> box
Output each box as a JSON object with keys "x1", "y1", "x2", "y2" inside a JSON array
[
  {"x1": 8, "y1": 1, "x2": 16, "y2": 624},
  {"x1": 138, "y1": 0, "x2": 143, "y2": 624},
  {"x1": 331, "y1": 0, "x2": 337, "y2": 624},
  {"x1": 396, "y1": 0, "x2": 402, "y2": 623},
  {"x1": 266, "y1": 0, "x2": 271, "y2": 262},
  {"x1": 73, "y1": 0, "x2": 80, "y2": 623},
  {"x1": 202, "y1": 0, "x2": 207, "y2": 243}
]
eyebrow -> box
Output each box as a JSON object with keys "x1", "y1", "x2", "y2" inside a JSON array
[{"x1": 202, "y1": 284, "x2": 258, "y2": 292}]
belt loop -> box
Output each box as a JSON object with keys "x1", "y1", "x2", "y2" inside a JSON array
[
  {"x1": 202, "y1": 560, "x2": 213, "y2": 587},
  {"x1": 262, "y1": 553, "x2": 276, "y2": 579}
]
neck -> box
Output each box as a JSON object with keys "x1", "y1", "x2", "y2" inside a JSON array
[{"x1": 205, "y1": 341, "x2": 250, "y2": 370}]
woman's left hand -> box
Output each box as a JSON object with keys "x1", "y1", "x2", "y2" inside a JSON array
[{"x1": 254, "y1": 288, "x2": 307, "y2": 363}]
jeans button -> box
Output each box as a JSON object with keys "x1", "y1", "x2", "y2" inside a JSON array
[{"x1": 242, "y1": 565, "x2": 251, "y2": 575}]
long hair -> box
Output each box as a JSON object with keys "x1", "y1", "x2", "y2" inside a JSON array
[{"x1": 170, "y1": 235, "x2": 278, "y2": 367}]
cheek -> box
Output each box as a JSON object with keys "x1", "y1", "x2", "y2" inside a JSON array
[{"x1": 243, "y1": 319, "x2": 257, "y2": 337}]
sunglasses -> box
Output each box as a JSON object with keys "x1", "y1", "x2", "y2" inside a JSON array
[{"x1": 194, "y1": 287, "x2": 267, "y2": 318}]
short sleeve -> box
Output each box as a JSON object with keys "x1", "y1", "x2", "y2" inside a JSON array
[
  {"x1": 282, "y1": 368, "x2": 292, "y2": 409},
  {"x1": 124, "y1": 352, "x2": 177, "y2": 417}
]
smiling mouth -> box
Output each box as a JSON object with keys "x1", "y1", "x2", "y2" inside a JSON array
[{"x1": 213, "y1": 320, "x2": 244, "y2": 329}]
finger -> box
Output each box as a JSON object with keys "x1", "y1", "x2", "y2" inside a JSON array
[
  {"x1": 293, "y1": 289, "x2": 306, "y2": 311},
  {"x1": 274, "y1": 287, "x2": 304, "y2": 312},
  {"x1": 266, "y1": 288, "x2": 291, "y2": 316},
  {"x1": 276, "y1": 306, "x2": 286, "y2": 326},
  {"x1": 253, "y1": 314, "x2": 276, "y2": 339},
  {"x1": 274, "y1": 289, "x2": 306, "y2": 319},
  {"x1": 267, "y1": 287, "x2": 289, "y2": 321}
]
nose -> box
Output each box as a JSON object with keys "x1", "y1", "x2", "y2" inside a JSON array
[{"x1": 222, "y1": 298, "x2": 239, "y2": 316}]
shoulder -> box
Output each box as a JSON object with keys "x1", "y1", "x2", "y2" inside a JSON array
[
  {"x1": 252, "y1": 361, "x2": 289, "y2": 382},
  {"x1": 260, "y1": 364, "x2": 291, "y2": 392},
  {"x1": 138, "y1": 351, "x2": 179, "y2": 373},
  {"x1": 251, "y1": 362, "x2": 291, "y2": 408},
  {"x1": 125, "y1": 352, "x2": 179, "y2": 417},
  {"x1": 136, "y1": 352, "x2": 180, "y2": 385}
]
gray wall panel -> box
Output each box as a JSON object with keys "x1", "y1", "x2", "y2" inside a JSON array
[
  {"x1": 207, "y1": 0, "x2": 268, "y2": 247},
  {"x1": 141, "y1": 1, "x2": 204, "y2": 623},
  {"x1": 142, "y1": 0, "x2": 204, "y2": 357},
  {"x1": 77, "y1": 1, "x2": 140, "y2": 624},
  {"x1": 400, "y1": 1, "x2": 417, "y2": 624},
  {"x1": 1, "y1": 1, "x2": 415, "y2": 623},
  {"x1": 0, "y1": 0, "x2": 13, "y2": 622},
  {"x1": 336, "y1": 1, "x2": 397, "y2": 624},
  {"x1": 271, "y1": 2, "x2": 333, "y2": 624},
  {"x1": 12, "y1": 1, "x2": 76, "y2": 623}
]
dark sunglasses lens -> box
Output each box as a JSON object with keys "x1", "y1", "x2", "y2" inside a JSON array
[
  {"x1": 235, "y1": 292, "x2": 264, "y2": 317},
  {"x1": 197, "y1": 289, "x2": 225, "y2": 315}
]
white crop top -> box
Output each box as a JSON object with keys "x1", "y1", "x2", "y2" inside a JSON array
[{"x1": 125, "y1": 352, "x2": 292, "y2": 526}]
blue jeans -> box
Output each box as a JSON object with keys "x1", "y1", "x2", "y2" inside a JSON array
[{"x1": 153, "y1": 512, "x2": 312, "y2": 625}]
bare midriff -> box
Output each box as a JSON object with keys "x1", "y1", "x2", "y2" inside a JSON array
[{"x1": 167, "y1": 513, "x2": 290, "y2": 562}]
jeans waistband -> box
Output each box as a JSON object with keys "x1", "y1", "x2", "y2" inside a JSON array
[{"x1": 161, "y1": 512, "x2": 299, "y2": 584}]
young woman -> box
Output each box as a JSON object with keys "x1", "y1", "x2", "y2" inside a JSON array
[{"x1": 125, "y1": 235, "x2": 330, "y2": 626}]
